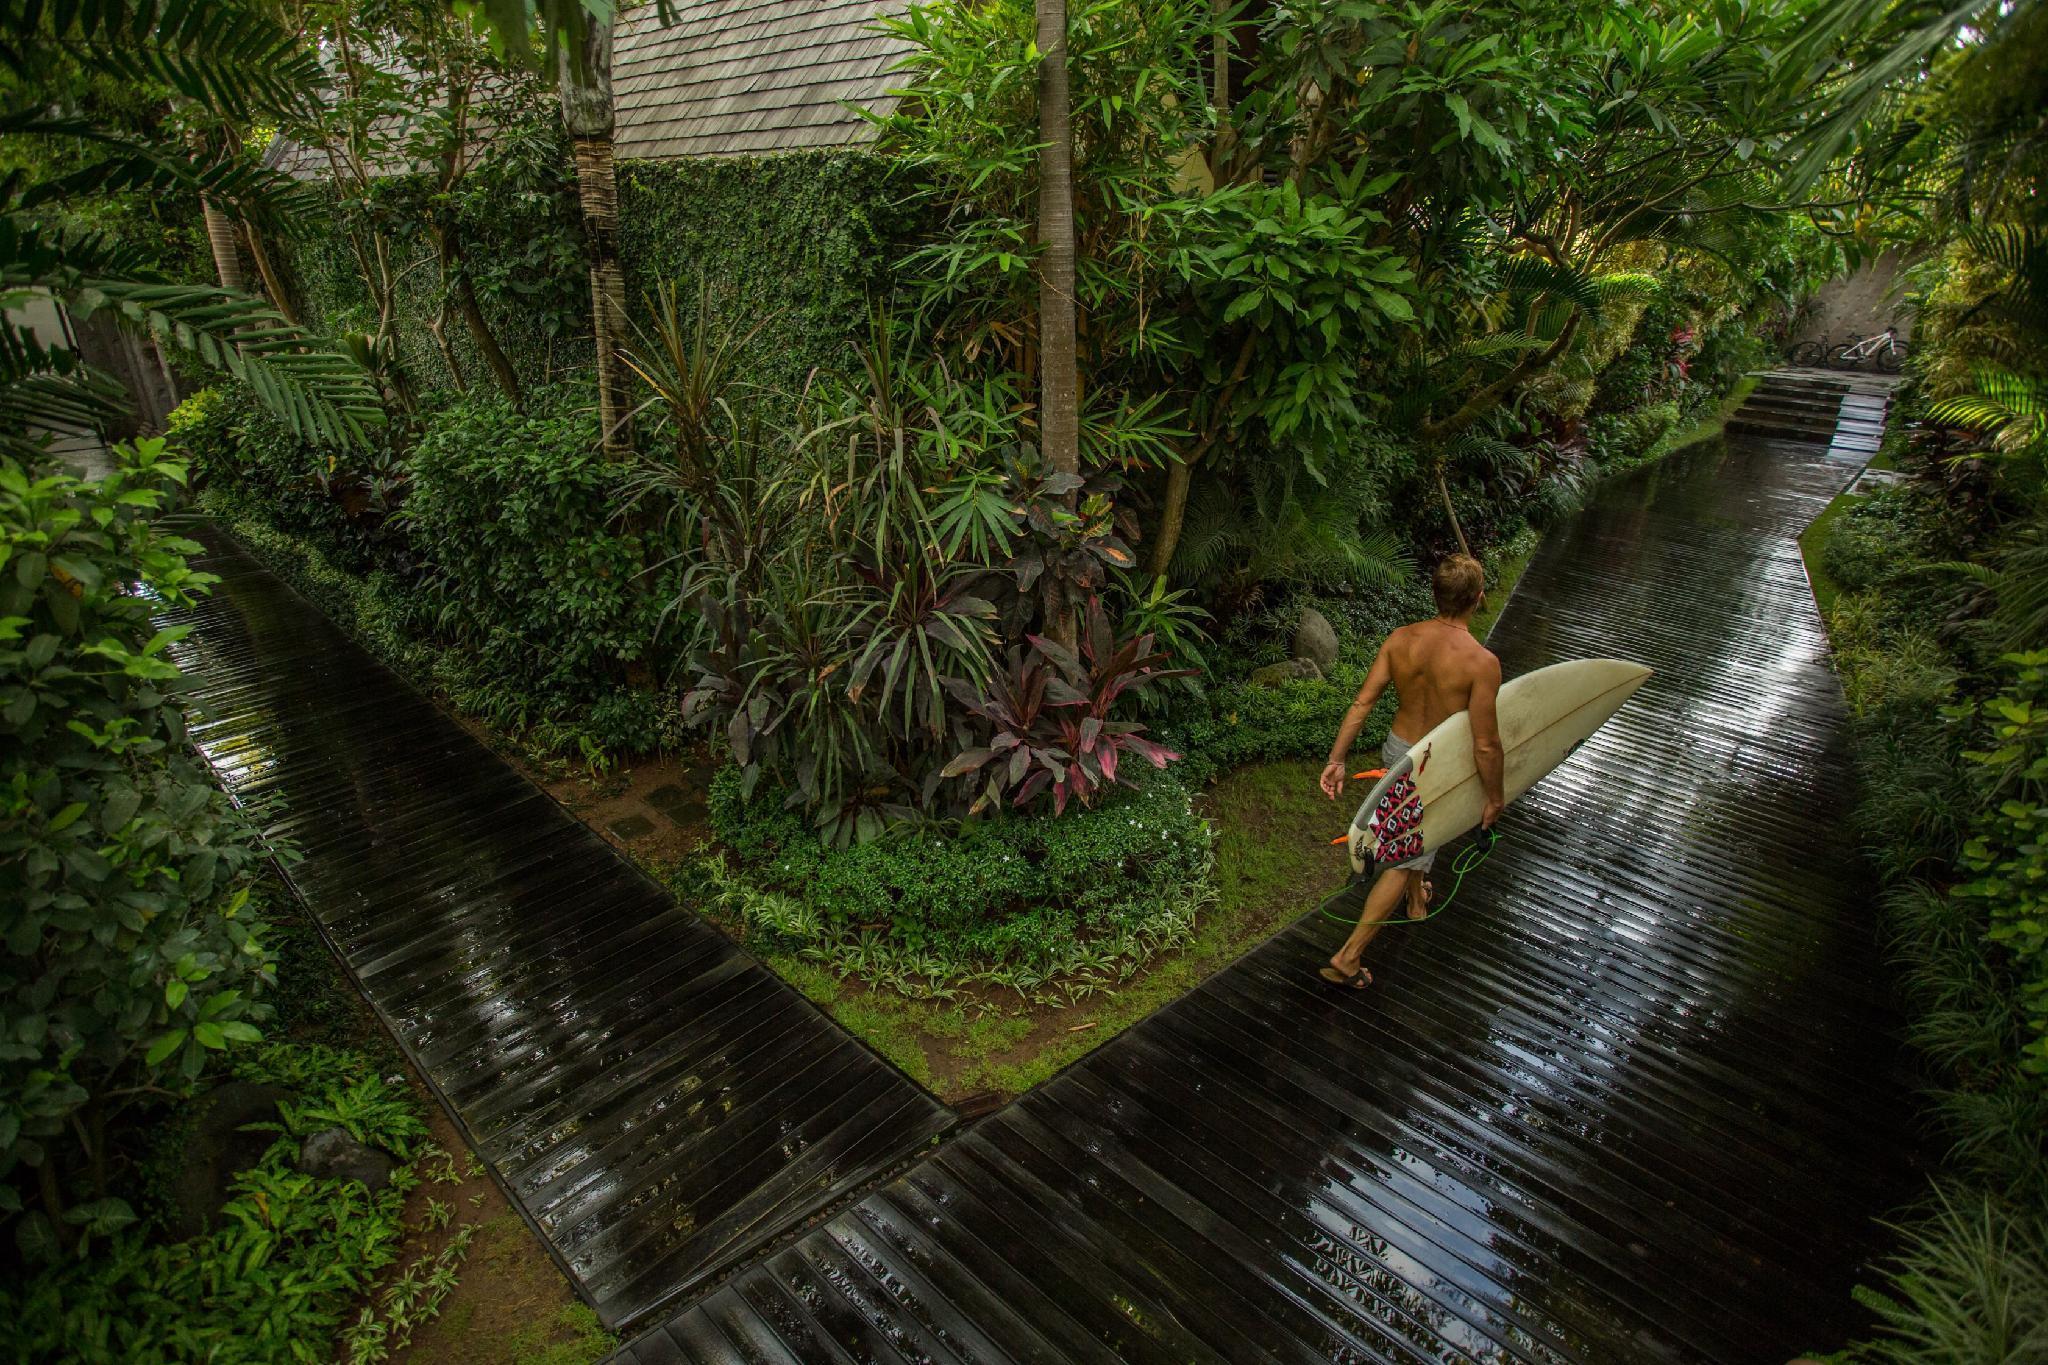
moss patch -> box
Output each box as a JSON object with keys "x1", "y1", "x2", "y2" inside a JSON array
[
  {"x1": 1472, "y1": 533, "x2": 1540, "y2": 644},
  {"x1": 785, "y1": 761, "x2": 1342, "y2": 1102},
  {"x1": 1799, "y1": 490, "x2": 1871, "y2": 617}
]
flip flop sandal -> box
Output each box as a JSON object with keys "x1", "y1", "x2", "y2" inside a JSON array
[{"x1": 1318, "y1": 964, "x2": 1373, "y2": 990}]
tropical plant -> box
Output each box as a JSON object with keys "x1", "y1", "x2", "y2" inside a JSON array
[
  {"x1": 1, "y1": 440, "x2": 285, "y2": 1256},
  {"x1": 0, "y1": 0, "x2": 383, "y2": 450},
  {"x1": 941, "y1": 602, "x2": 1188, "y2": 814}
]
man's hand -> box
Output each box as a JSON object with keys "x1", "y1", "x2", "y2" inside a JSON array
[
  {"x1": 1319, "y1": 761, "x2": 1347, "y2": 801},
  {"x1": 1481, "y1": 797, "x2": 1504, "y2": 830}
]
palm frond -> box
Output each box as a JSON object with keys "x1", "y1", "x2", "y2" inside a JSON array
[
  {"x1": 0, "y1": 0, "x2": 327, "y2": 121},
  {"x1": 78, "y1": 279, "x2": 381, "y2": 448},
  {"x1": 0, "y1": 116, "x2": 322, "y2": 236},
  {"x1": 1499, "y1": 255, "x2": 1604, "y2": 320}
]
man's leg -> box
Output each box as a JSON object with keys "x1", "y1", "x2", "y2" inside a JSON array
[{"x1": 1329, "y1": 866, "x2": 1413, "y2": 980}]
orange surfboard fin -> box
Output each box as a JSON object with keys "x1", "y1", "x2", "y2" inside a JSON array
[
  {"x1": 1329, "y1": 834, "x2": 1349, "y2": 845},
  {"x1": 1351, "y1": 768, "x2": 1387, "y2": 781}
]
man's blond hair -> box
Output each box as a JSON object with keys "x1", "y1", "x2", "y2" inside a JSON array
[{"x1": 1433, "y1": 553, "x2": 1485, "y2": 617}]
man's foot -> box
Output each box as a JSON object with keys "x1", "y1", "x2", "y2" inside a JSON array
[
  {"x1": 1406, "y1": 877, "x2": 1433, "y2": 920},
  {"x1": 1319, "y1": 963, "x2": 1373, "y2": 990}
]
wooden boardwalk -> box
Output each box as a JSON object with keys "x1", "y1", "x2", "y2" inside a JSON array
[
  {"x1": 617, "y1": 429, "x2": 1919, "y2": 1363},
  {"x1": 157, "y1": 528, "x2": 954, "y2": 1332}
]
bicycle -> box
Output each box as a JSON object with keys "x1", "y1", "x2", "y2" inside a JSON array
[
  {"x1": 1787, "y1": 335, "x2": 1830, "y2": 367},
  {"x1": 1828, "y1": 327, "x2": 1909, "y2": 374}
]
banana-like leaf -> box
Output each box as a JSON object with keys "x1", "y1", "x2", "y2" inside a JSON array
[
  {"x1": 75, "y1": 280, "x2": 382, "y2": 449},
  {"x1": 1499, "y1": 255, "x2": 1604, "y2": 321}
]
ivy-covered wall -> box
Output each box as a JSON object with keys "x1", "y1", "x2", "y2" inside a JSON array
[
  {"x1": 285, "y1": 183, "x2": 591, "y2": 397},
  {"x1": 617, "y1": 151, "x2": 912, "y2": 395},
  {"x1": 282, "y1": 149, "x2": 908, "y2": 401}
]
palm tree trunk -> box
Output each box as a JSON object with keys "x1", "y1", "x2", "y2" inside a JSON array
[
  {"x1": 237, "y1": 222, "x2": 299, "y2": 324},
  {"x1": 559, "y1": 13, "x2": 631, "y2": 456},
  {"x1": 200, "y1": 200, "x2": 244, "y2": 291},
  {"x1": 1436, "y1": 462, "x2": 1471, "y2": 557},
  {"x1": 1035, "y1": 0, "x2": 1079, "y2": 480}
]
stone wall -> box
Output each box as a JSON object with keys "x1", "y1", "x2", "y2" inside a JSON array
[{"x1": 1794, "y1": 248, "x2": 1917, "y2": 347}]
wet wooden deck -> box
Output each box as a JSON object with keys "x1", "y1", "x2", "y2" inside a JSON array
[
  {"x1": 616, "y1": 430, "x2": 1919, "y2": 1363},
  {"x1": 157, "y1": 528, "x2": 955, "y2": 1332}
]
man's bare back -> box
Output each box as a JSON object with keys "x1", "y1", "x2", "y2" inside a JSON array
[{"x1": 1381, "y1": 618, "x2": 1501, "y2": 744}]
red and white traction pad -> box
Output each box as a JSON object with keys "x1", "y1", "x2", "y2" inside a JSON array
[{"x1": 1365, "y1": 771, "x2": 1424, "y2": 866}]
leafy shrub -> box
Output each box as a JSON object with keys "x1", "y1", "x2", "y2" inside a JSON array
[
  {"x1": 1160, "y1": 663, "x2": 1378, "y2": 788},
  {"x1": 169, "y1": 388, "x2": 361, "y2": 551},
  {"x1": 1950, "y1": 652, "x2": 2048, "y2": 1077},
  {"x1": 942, "y1": 606, "x2": 1187, "y2": 815},
  {"x1": 400, "y1": 385, "x2": 677, "y2": 748},
  {"x1": 705, "y1": 767, "x2": 1212, "y2": 995},
  {"x1": 2, "y1": 1057, "x2": 425, "y2": 1365},
  {"x1": 1, "y1": 442, "x2": 282, "y2": 1252},
  {"x1": 182, "y1": 383, "x2": 678, "y2": 762},
  {"x1": 1584, "y1": 399, "x2": 1681, "y2": 470},
  {"x1": 1823, "y1": 486, "x2": 1938, "y2": 595}
]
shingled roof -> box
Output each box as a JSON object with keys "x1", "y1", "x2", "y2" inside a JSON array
[{"x1": 613, "y1": 0, "x2": 909, "y2": 160}]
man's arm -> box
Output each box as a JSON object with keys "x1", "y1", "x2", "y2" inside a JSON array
[
  {"x1": 1319, "y1": 640, "x2": 1393, "y2": 800},
  {"x1": 1470, "y1": 652, "x2": 1506, "y2": 827}
]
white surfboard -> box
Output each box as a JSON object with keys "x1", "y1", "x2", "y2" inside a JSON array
[{"x1": 1347, "y1": 658, "x2": 1652, "y2": 875}]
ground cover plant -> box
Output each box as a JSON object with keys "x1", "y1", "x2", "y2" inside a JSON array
[{"x1": 1788, "y1": 1, "x2": 2048, "y2": 1348}]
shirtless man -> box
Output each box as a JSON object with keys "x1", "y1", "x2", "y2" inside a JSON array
[{"x1": 1316, "y1": 553, "x2": 1505, "y2": 989}]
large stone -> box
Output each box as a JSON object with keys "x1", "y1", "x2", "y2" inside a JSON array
[
  {"x1": 1248, "y1": 657, "x2": 1322, "y2": 689},
  {"x1": 167, "y1": 1081, "x2": 295, "y2": 1239},
  {"x1": 1293, "y1": 608, "x2": 1340, "y2": 672},
  {"x1": 297, "y1": 1127, "x2": 396, "y2": 1194}
]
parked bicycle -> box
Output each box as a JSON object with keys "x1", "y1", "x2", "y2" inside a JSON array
[{"x1": 1789, "y1": 328, "x2": 1909, "y2": 373}]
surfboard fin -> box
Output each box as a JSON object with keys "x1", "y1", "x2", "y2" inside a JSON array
[{"x1": 1351, "y1": 768, "x2": 1387, "y2": 781}]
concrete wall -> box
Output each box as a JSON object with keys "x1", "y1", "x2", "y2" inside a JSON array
[{"x1": 1795, "y1": 248, "x2": 1916, "y2": 346}]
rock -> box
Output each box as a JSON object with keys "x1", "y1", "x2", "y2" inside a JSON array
[
  {"x1": 1248, "y1": 657, "x2": 1322, "y2": 689},
  {"x1": 1293, "y1": 608, "x2": 1340, "y2": 672},
  {"x1": 168, "y1": 1081, "x2": 295, "y2": 1239},
  {"x1": 297, "y1": 1127, "x2": 396, "y2": 1194}
]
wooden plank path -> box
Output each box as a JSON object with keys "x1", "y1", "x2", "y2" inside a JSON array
[
  {"x1": 155, "y1": 526, "x2": 955, "y2": 1332},
  {"x1": 617, "y1": 429, "x2": 1919, "y2": 1363}
]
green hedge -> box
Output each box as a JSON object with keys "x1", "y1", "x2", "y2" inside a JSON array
[
  {"x1": 172, "y1": 384, "x2": 678, "y2": 759},
  {"x1": 618, "y1": 152, "x2": 911, "y2": 396},
  {"x1": 701, "y1": 767, "x2": 1212, "y2": 994},
  {"x1": 287, "y1": 152, "x2": 589, "y2": 397}
]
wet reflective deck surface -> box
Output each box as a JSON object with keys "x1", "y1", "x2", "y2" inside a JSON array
[
  {"x1": 157, "y1": 528, "x2": 954, "y2": 1331},
  {"x1": 621, "y1": 433, "x2": 1918, "y2": 1363}
]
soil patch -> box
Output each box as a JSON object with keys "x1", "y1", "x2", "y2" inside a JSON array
[
  {"x1": 387, "y1": 1106, "x2": 615, "y2": 1365},
  {"x1": 451, "y1": 717, "x2": 717, "y2": 866}
]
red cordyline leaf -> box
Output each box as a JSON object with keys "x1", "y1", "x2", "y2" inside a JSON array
[{"x1": 1099, "y1": 741, "x2": 1118, "y2": 785}]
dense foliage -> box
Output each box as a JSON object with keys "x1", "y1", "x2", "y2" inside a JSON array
[
  {"x1": 1, "y1": 443, "x2": 282, "y2": 1257},
  {"x1": 1782, "y1": 0, "x2": 2048, "y2": 1349},
  {"x1": 0, "y1": 0, "x2": 383, "y2": 452},
  {"x1": 617, "y1": 153, "x2": 911, "y2": 396},
  {"x1": 174, "y1": 383, "x2": 676, "y2": 759},
  {"x1": 702, "y1": 765, "x2": 1211, "y2": 999},
  {"x1": 3, "y1": 1049, "x2": 427, "y2": 1365}
]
